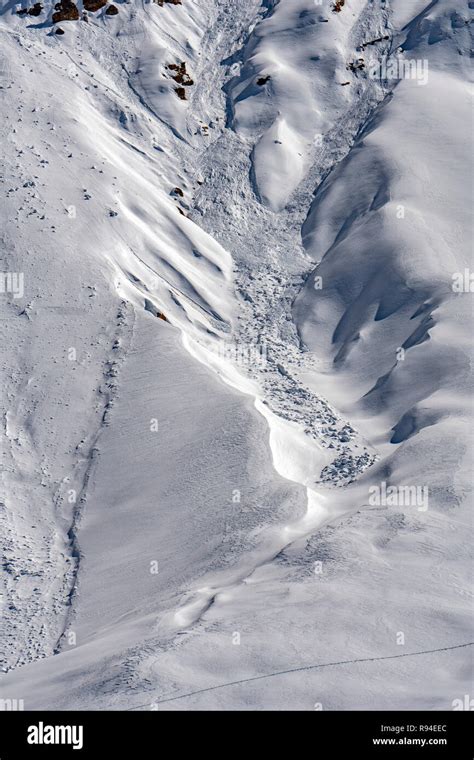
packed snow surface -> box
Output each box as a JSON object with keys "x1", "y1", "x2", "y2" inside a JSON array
[{"x1": 0, "y1": 0, "x2": 472, "y2": 709}]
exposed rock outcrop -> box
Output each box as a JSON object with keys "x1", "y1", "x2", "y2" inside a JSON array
[
  {"x1": 167, "y1": 62, "x2": 193, "y2": 86},
  {"x1": 28, "y1": 3, "x2": 43, "y2": 16},
  {"x1": 52, "y1": 1, "x2": 79, "y2": 22},
  {"x1": 17, "y1": 3, "x2": 43, "y2": 15},
  {"x1": 83, "y1": 0, "x2": 106, "y2": 11}
]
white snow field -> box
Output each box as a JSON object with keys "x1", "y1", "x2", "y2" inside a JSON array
[{"x1": 0, "y1": 0, "x2": 472, "y2": 710}]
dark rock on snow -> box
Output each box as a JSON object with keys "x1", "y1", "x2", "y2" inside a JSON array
[
  {"x1": 28, "y1": 3, "x2": 43, "y2": 16},
  {"x1": 17, "y1": 3, "x2": 43, "y2": 15},
  {"x1": 83, "y1": 0, "x2": 106, "y2": 10},
  {"x1": 52, "y1": 1, "x2": 79, "y2": 22}
]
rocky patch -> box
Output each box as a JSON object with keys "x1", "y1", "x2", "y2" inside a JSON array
[
  {"x1": 83, "y1": 0, "x2": 106, "y2": 10},
  {"x1": 17, "y1": 3, "x2": 43, "y2": 16},
  {"x1": 166, "y1": 62, "x2": 193, "y2": 101},
  {"x1": 52, "y1": 1, "x2": 79, "y2": 23},
  {"x1": 166, "y1": 62, "x2": 194, "y2": 87}
]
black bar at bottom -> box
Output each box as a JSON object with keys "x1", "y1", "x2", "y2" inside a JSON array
[{"x1": 0, "y1": 710, "x2": 472, "y2": 757}]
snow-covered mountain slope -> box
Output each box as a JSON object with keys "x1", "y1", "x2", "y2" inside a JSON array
[{"x1": 0, "y1": 0, "x2": 472, "y2": 710}]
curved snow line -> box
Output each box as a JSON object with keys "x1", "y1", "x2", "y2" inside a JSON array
[
  {"x1": 157, "y1": 334, "x2": 358, "y2": 634},
  {"x1": 138, "y1": 2, "x2": 402, "y2": 634}
]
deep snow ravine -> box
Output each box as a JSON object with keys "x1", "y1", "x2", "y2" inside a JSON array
[
  {"x1": 171, "y1": 0, "x2": 391, "y2": 486},
  {"x1": 147, "y1": 0, "x2": 400, "y2": 630}
]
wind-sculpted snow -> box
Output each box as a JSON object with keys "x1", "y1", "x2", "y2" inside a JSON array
[
  {"x1": 225, "y1": 0, "x2": 390, "y2": 211},
  {"x1": 0, "y1": 0, "x2": 472, "y2": 710},
  {"x1": 294, "y1": 0, "x2": 472, "y2": 489}
]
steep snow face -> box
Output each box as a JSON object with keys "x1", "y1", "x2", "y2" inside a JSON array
[
  {"x1": 294, "y1": 0, "x2": 472, "y2": 489},
  {"x1": 226, "y1": 0, "x2": 391, "y2": 211},
  {"x1": 0, "y1": 0, "x2": 237, "y2": 671},
  {"x1": 0, "y1": 0, "x2": 472, "y2": 710}
]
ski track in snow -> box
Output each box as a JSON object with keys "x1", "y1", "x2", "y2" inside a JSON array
[{"x1": 127, "y1": 641, "x2": 474, "y2": 709}]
